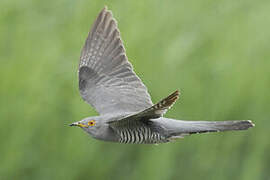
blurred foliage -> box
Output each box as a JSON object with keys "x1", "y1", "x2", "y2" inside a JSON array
[{"x1": 0, "y1": 0, "x2": 270, "y2": 179}]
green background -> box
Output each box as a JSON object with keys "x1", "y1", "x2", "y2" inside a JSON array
[{"x1": 1, "y1": 0, "x2": 269, "y2": 179}]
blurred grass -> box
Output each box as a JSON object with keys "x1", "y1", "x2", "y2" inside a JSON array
[{"x1": 0, "y1": 0, "x2": 270, "y2": 179}]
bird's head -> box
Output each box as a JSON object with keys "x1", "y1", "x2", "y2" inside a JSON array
[{"x1": 69, "y1": 116, "x2": 102, "y2": 137}]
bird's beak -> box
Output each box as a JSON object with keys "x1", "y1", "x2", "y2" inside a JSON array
[
  {"x1": 69, "y1": 122, "x2": 78, "y2": 127},
  {"x1": 69, "y1": 122, "x2": 88, "y2": 128}
]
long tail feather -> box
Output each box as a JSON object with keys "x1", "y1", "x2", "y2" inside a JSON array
[{"x1": 157, "y1": 118, "x2": 254, "y2": 139}]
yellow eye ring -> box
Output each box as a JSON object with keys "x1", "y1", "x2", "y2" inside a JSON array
[{"x1": 88, "y1": 120, "x2": 96, "y2": 126}]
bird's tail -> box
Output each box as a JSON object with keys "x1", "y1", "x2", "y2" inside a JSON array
[{"x1": 158, "y1": 118, "x2": 254, "y2": 140}]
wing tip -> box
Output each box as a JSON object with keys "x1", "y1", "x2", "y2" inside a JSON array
[
  {"x1": 246, "y1": 120, "x2": 255, "y2": 128},
  {"x1": 99, "y1": 6, "x2": 119, "y2": 35},
  {"x1": 101, "y1": 6, "x2": 113, "y2": 18},
  {"x1": 158, "y1": 90, "x2": 180, "y2": 108},
  {"x1": 168, "y1": 90, "x2": 180, "y2": 101},
  {"x1": 174, "y1": 89, "x2": 180, "y2": 98}
]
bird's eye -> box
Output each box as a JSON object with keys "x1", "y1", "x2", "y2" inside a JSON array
[{"x1": 88, "y1": 120, "x2": 96, "y2": 126}]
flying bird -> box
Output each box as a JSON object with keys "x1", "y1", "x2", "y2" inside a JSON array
[{"x1": 70, "y1": 7, "x2": 254, "y2": 144}]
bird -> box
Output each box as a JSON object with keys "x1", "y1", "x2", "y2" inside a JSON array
[{"x1": 69, "y1": 7, "x2": 254, "y2": 144}]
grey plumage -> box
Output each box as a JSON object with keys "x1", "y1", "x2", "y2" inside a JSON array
[
  {"x1": 70, "y1": 7, "x2": 254, "y2": 144},
  {"x1": 79, "y1": 7, "x2": 152, "y2": 115}
]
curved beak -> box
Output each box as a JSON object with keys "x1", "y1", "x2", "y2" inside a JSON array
[{"x1": 69, "y1": 122, "x2": 88, "y2": 128}]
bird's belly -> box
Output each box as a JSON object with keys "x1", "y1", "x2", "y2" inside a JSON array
[{"x1": 116, "y1": 126, "x2": 167, "y2": 144}]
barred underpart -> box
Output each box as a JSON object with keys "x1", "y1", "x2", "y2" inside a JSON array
[{"x1": 116, "y1": 125, "x2": 168, "y2": 144}]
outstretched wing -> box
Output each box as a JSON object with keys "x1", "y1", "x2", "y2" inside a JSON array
[
  {"x1": 109, "y1": 90, "x2": 180, "y2": 127},
  {"x1": 79, "y1": 7, "x2": 153, "y2": 115}
]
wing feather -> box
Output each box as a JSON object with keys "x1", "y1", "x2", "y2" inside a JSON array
[
  {"x1": 79, "y1": 7, "x2": 153, "y2": 115},
  {"x1": 108, "y1": 90, "x2": 180, "y2": 127}
]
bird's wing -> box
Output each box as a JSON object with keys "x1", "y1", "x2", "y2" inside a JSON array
[
  {"x1": 79, "y1": 7, "x2": 153, "y2": 115},
  {"x1": 108, "y1": 90, "x2": 179, "y2": 127},
  {"x1": 135, "y1": 90, "x2": 180, "y2": 118}
]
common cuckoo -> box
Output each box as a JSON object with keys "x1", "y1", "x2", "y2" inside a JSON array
[{"x1": 70, "y1": 7, "x2": 254, "y2": 144}]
